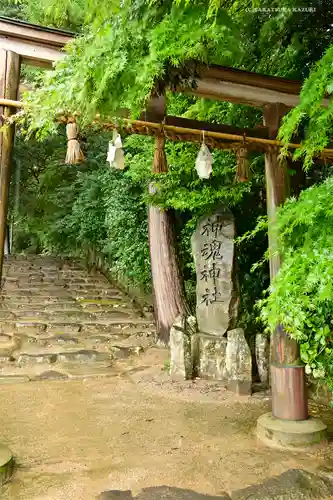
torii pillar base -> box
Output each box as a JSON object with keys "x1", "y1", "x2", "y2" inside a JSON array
[
  {"x1": 257, "y1": 413, "x2": 327, "y2": 451},
  {"x1": 256, "y1": 103, "x2": 327, "y2": 450}
]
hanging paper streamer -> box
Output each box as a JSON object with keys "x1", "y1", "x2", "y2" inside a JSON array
[
  {"x1": 195, "y1": 132, "x2": 213, "y2": 179},
  {"x1": 107, "y1": 130, "x2": 125, "y2": 170}
]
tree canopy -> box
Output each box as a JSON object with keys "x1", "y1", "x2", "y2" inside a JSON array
[{"x1": 21, "y1": 0, "x2": 332, "y2": 138}]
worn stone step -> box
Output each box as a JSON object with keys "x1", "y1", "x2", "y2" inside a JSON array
[
  {"x1": 4, "y1": 274, "x2": 105, "y2": 281},
  {"x1": 0, "y1": 303, "x2": 83, "y2": 312},
  {"x1": 77, "y1": 299, "x2": 128, "y2": 306},
  {"x1": 79, "y1": 320, "x2": 155, "y2": 333},
  {"x1": 0, "y1": 311, "x2": 17, "y2": 320},
  {"x1": 33, "y1": 335, "x2": 80, "y2": 347},
  {"x1": 10, "y1": 310, "x2": 94, "y2": 321},
  {"x1": 0, "y1": 319, "x2": 155, "y2": 336},
  {"x1": 84, "y1": 309, "x2": 139, "y2": 320},
  {"x1": 2, "y1": 364, "x2": 115, "y2": 381},
  {"x1": 45, "y1": 323, "x2": 82, "y2": 335},
  {"x1": 80, "y1": 302, "x2": 132, "y2": 310},
  {"x1": 5, "y1": 271, "x2": 58, "y2": 277},
  {"x1": 17, "y1": 352, "x2": 58, "y2": 366},
  {"x1": 0, "y1": 296, "x2": 80, "y2": 305},
  {"x1": 14, "y1": 311, "x2": 137, "y2": 323},
  {"x1": 0, "y1": 375, "x2": 31, "y2": 384},
  {"x1": 16, "y1": 350, "x2": 112, "y2": 366},
  {"x1": 5, "y1": 267, "x2": 83, "y2": 274},
  {"x1": 3, "y1": 282, "x2": 116, "y2": 292},
  {"x1": 58, "y1": 350, "x2": 112, "y2": 363},
  {"x1": 5, "y1": 264, "x2": 67, "y2": 272},
  {"x1": 0, "y1": 322, "x2": 47, "y2": 335},
  {"x1": 78, "y1": 333, "x2": 132, "y2": 344},
  {"x1": 26, "y1": 333, "x2": 134, "y2": 351},
  {"x1": 0, "y1": 334, "x2": 16, "y2": 345},
  {"x1": 69, "y1": 290, "x2": 123, "y2": 297},
  {"x1": 0, "y1": 255, "x2": 155, "y2": 381},
  {"x1": 2, "y1": 288, "x2": 72, "y2": 297},
  {"x1": 3, "y1": 279, "x2": 91, "y2": 287},
  {"x1": 0, "y1": 354, "x2": 14, "y2": 364},
  {"x1": 57, "y1": 269, "x2": 96, "y2": 275}
]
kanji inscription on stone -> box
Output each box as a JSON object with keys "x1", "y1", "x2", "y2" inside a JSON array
[
  {"x1": 201, "y1": 286, "x2": 222, "y2": 306},
  {"x1": 200, "y1": 263, "x2": 221, "y2": 282},
  {"x1": 191, "y1": 207, "x2": 239, "y2": 336},
  {"x1": 201, "y1": 240, "x2": 223, "y2": 261}
]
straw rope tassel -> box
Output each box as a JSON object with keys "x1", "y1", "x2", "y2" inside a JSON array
[
  {"x1": 65, "y1": 120, "x2": 85, "y2": 164},
  {"x1": 153, "y1": 135, "x2": 168, "y2": 173},
  {"x1": 236, "y1": 145, "x2": 251, "y2": 182}
]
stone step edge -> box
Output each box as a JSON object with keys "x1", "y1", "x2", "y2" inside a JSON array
[
  {"x1": 0, "y1": 369, "x2": 117, "y2": 383},
  {"x1": 1, "y1": 320, "x2": 154, "y2": 326}
]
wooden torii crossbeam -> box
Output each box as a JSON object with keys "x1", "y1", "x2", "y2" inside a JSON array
[
  {"x1": 0, "y1": 16, "x2": 72, "y2": 67},
  {"x1": 0, "y1": 15, "x2": 329, "y2": 446}
]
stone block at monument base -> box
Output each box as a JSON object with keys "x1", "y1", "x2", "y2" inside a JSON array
[
  {"x1": 169, "y1": 315, "x2": 197, "y2": 380},
  {"x1": 198, "y1": 334, "x2": 228, "y2": 381},
  {"x1": 197, "y1": 328, "x2": 252, "y2": 395}
]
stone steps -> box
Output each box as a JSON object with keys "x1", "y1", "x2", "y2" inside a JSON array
[
  {"x1": 0, "y1": 319, "x2": 154, "y2": 333},
  {"x1": 0, "y1": 255, "x2": 155, "y2": 382},
  {"x1": 0, "y1": 308, "x2": 140, "y2": 320},
  {"x1": 0, "y1": 297, "x2": 128, "y2": 307}
]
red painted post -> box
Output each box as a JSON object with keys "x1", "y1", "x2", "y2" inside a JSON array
[{"x1": 263, "y1": 103, "x2": 308, "y2": 421}]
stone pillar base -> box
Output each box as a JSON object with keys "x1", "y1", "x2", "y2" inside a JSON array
[
  {"x1": 0, "y1": 444, "x2": 13, "y2": 485},
  {"x1": 197, "y1": 330, "x2": 252, "y2": 395},
  {"x1": 257, "y1": 412, "x2": 327, "y2": 451},
  {"x1": 198, "y1": 333, "x2": 228, "y2": 381}
]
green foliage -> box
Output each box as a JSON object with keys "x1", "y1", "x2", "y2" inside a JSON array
[
  {"x1": 23, "y1": 0, "x2": 240, "y2": 138},
  {"x1": 12, "y1": 131, "x2": 151, "y2": 290},
  {"x1": 0, "y1": 0, "x2": 26, "y2": 18},
  {"x1": 259, "y1": 177, "x2": 333, "y2": 392},
  {"x1": 2, "y1": 0, "x2": 86, "y2": 29},
  {"x1": 24, "y1": 0, "x2": 86, "y2": 30},
  {"x1": 279, "y1": 45, "x2": 333, "y2": 169}
]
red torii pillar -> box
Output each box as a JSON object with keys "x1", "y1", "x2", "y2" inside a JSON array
[{"x1": 257, "y1": 103, "x2": 327, "y2": 449}]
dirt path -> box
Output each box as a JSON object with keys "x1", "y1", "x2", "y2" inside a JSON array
[{"x1": 1, "y1": 347, "x2": 333, "y2": 499}]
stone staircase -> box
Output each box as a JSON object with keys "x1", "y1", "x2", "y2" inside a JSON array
[{"x1": 0, "y1": 255, "x2": 155, "y2": 382}]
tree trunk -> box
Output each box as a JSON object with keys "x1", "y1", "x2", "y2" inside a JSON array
[{"x1": 148, "y1": 136, "x2": 189, "y2": 344}]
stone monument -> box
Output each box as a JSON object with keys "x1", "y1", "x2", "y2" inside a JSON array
[
  {"x1": 191, "y1": 207, "x2": 252, "y2": 393},
  {"x1": 191, "y1": 207, "x2": 239, "y2": 335}
]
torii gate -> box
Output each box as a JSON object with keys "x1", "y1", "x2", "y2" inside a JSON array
[{"x1": 0, "y1": 15, "x2": 328, "y2": 450}]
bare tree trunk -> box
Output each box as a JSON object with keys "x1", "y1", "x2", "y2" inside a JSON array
[{"x1": 148, "y1": 136, "x2": 189, "y2": 344}]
